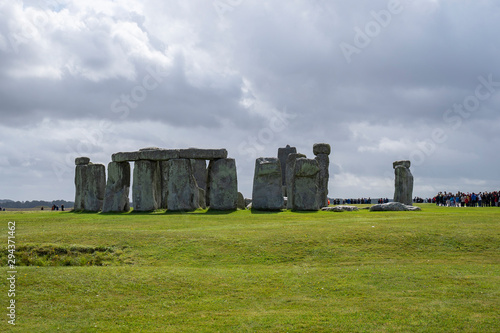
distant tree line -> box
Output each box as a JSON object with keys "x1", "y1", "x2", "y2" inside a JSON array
[{"x1": 0, "y1": 200, "x2": 74, "y2": 209}]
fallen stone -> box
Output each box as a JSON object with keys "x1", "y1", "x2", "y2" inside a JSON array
[
  {"x1": 102, "y1": 162, "x2": 131, "y2": 213},
  {"x1": 321, "y1": 205, "x2": 359, "y2": 212},
  {"x1": 207, "y1": 158, "x2": 238, "y2": 210},
  {"x1": 369, "y1": 202, "x2": 421, "y2": 211}
]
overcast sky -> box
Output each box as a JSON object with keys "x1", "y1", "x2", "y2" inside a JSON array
[{"x1": 1, "y1": 0, "x2": 500, "y2": 202}]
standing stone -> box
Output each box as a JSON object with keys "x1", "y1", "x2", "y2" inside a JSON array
[
  {"x1": 133, "y1": 160, "x2": 161, "y2": 211},
  {"x1": 198, "y1": 188, "x2": 207, "y2": 209},
  {"x1": 313, "y1": 143, "x2": 331, "y2": 208},
  {"x1": 84, "y1": 164, "x2": 106, "y2": 212},
  {"x1": 252, "y1": 157, "x2": 284, "y2": 210},
  {"x1": 291, "y1": 158, "x2": 321, "y2": 211},
  {"x1": 190, "y1": 159, "x2": 207, "y2": 192},
  {"x1": 165, "y1": 159, "x2": 200, "y2": 211},
  {"x1": 393, "y1": 160, "x2": 413, "y2": 205},
  {"x1": 160, "y1": 161, "x2": 170, "y2": 209},
  {"x1": 74, "y1": 163, "x2": 88, "y2": 211},
  {"x1": 102, "y1": 162, "x2": 131, "y2": 213},
  {"x1": 74, "y1": 158, "x2": 106, "y2": 212},
  {"x1": 277, "y1": 145, "x2": 297, "y2": 195},
  {"x1": 207, "y1": 158, "x2": 238, "y2": 210},
  {"x1": 286, "y1": 153, "x2": 306, "y2": 209},
  {"x1": 237, "y1": 192, "x2": 246, "y2": 210}
]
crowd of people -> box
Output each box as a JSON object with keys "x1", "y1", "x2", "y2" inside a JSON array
[{"x1": 433, "y1": 191, "x2": 500, "y2": 207}]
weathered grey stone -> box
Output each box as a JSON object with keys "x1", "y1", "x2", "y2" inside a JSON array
[
  {"x1": 244, "y1": 198, "x2": 252, "y2": 207},
  {"x1": 139, "y1": 149, "x2": 179, "y2": 161},
  {"x1": 277, "y1": 145, "x2": 297, "y2": 189},
  {"x1": 252, "y1": 157, "x2": 284, "y2": 211},
  {"x1": 112, "y1": 152, "x2": 140, "y2": 162},
  {"x1": 237, "y1": 192, "x2": 246, "y2": 210},
  {"x1": 313, "y1": 143, "x2": 331, "y2": 156},
  {"x1": 393, "y1": 160, "x2": 413, "y2": 205},
  {"x1": 207, "y1": 158, "x2": 238, "y2": 210},
  {"x1": 393, "y1": 160, "x2": 411, "y2": 169},
  {"x1": 286, "y1": 153, "x2": 307, "y2": 209},
  {"x1": 190, "y1": 159, "x2": 207, "y2": 192},
  {"x1": 370, "y1": 202, "x2": 421, "y2": 211},
  {"x1": 160, "y1": 161, "x2": 169, "y2": 209},
  {"x1": 179, "y1": 148, "x2": 228, "y2": 160},
  {"x1": 84, "y1": 164, "x2": 106, "y2": 212},
  {"x1": 102, "y1": 162, "x2": 131, "y2": 213},
  {"x1": 291, "y1": 158, "x2": 321, "y2": 211},
  {"x1": 164, "y1": 159, "x2": 200, "y2": 211},
  {"x1": 321, "y1": 205, "x2": 359, "y2": 212},
  {"x1": 246, "y1": 202, "x2": 253, "y2": 210},
  {"x1": 315, "y1": 153, "x2": 330, "y2": 207},
  {"x1": 132, "y1": 160, "x2": 161, "y2": 211},
  {"x1": 75, "y1": 157, "x2": 90, "y2": 165},
  {"x1": 198, "y1": 188, "x2": 207, "y2": 209},
  {"x1": 74, "y1": 164, "x2": 88, "y2": 211}
]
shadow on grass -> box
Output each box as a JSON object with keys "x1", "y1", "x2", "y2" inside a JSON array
[{"x1": 250, "y1": 209, "x2": 284, "y2": 214}]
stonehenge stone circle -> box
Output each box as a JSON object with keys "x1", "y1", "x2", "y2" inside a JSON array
[
  {"x1": 252, "y1": 157, "x2": 284, "y2": 210},
  {"x1": 164, "y1": 159, "x2": 200, "y2": 211},
  {"x1": 277, "y1": 145, "x2": 297, "y2": 194},
  {"x1": 291, "y1": 158, "x2": 321, "y2": 211},
  {"x1": 102, "y1": 161, "x2": 131, "y2": 213},
  {"x1": 133, "y1": 160, "x2": 161, "y2": 211},
  {"x1": 285, "y1": 153, "x2": 306, "y2": 209},
  {"x1": 313, "y1": 143, "x2": 331, "y2": 208},
  {"x1": 393, "y1": 160, "x2": 413, "y2": 205},
  {"x1": 207, "y1": 158, "x2": 238, "y2": 210},
  {"x1": 74, "y1": 158, "x2": 106, "y2": 212}
]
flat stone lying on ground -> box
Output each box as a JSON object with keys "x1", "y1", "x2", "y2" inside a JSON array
[
  {"x1": 321, "y1": 205, "x2": 359, "y2": 212},
  {"x1": 369, "y1": 202, "x2": 421, "y2": 211}
]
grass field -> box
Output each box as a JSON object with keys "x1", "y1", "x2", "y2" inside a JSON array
[{"x1": 0, "y1": 204, "x2": 499, "y2": 332}]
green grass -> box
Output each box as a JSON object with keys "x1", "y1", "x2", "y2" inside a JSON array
[{"x1": 0, "y1": 204, "x2": 499, "y2": 332}]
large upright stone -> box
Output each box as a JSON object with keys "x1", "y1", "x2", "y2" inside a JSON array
[
  {"x1": 84, "y1": 164, "x2": 106, "y2": 212},
  {"x1": 286, "y1": 153, "x2": 306, "y2": 209},
  {"x1": 313, "y1": 143, "x2": 331, "y2": 207},
  {"x1": 102, "y1": 162, "x2": 131, "y2": 213},
  {"x1": 190, "y1": 159, "x2": 207, "y2": 192},
  {"x1": 393, "y1": 160, "x2": 413, "y2": 206},
  {"x1": 74, "y1": 164, "x2": 88, "y2": 211},
  {"x1": 133, "y1": 160, "x2": 161, "y2": 211},
  {"x1": 291, "y1": 158, "x2": 321, "y2": 211},
  {"x1": 252, "y1": 157, "x2": 284, "y2": 211},
  {"x1": 164, "y1": 159, "x2": 200, "y2": 211},
  {"x1": 74, "y1": 158, "x2": 106, "y2": 212},
  {"x1": 207, "y1": 158, "x2": 238, "y2": 210},
  {"x1": 277, "y1": 145, "x2": 297, "y2": 192}
]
